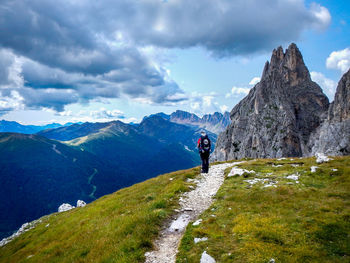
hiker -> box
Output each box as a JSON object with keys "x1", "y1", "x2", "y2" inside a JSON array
[{"x1": 197, "y1": 131, "x2": 211, "y2": 173}]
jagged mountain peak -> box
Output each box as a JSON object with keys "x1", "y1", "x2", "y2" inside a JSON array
[
  {"x1": 329, "y1": 68, "x2": 350, "y2": 122},
  {"x1": 262, "y1": 43, "x2": 310, "y2": 85},
  {"x1": 213, "y1": 43, "x2": 329, "y2": 161}
]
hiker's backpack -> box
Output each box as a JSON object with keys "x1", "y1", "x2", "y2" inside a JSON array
[{"x1": 201, "y1": 136, "x2": 210, "y2": 152}]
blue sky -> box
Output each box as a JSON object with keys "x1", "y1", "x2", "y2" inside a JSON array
[{"x1": 1, "y1": 0, "x2": 349, "y2": 124}]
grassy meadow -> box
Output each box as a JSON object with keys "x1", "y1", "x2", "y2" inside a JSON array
[
  {"x1": 0, "y1": 167, "x2": 199, "y2": 263},
  {"x1": 177, "y1": 156, "x2": 350, "y2": 263},
  {"x1": 1, "y1": 156, "x2": 349, "y2": 263}
]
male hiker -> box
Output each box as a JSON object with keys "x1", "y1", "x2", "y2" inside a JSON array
[{"x1": 197, "y1": 130, "x2": 211, "y2": 173}]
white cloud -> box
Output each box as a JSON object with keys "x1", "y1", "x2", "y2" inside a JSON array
[
  {"x1": 310, "y1": 3, "x2": 331, "y2": 31},
  {"x1": 311, "y1": 71, "x2": 337, "y2": 100},
  {"x1": 226, "y1": 86, "x2": 251, "y2": 98},
  {"x1": 90, "y1": 108, "x2": 125, "y2": 119},
  {"x1": 326, "y1": 48, "x2": 350, "y2": 73},
  {"x1": 220, "y1": 105, "x2": 229, "y2": 113},
  {"x1": 249, "y1": 77, "x2": 261, "y2": 85}
]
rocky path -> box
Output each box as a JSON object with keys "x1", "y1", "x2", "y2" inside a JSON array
[{"x1": 145, "y1": 162, "x2": 237, "y2": 263}]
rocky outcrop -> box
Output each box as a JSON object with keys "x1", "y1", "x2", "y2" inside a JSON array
[
  {"x1": 308, "y1": 69, "x2": 350, "y2": 155},
  {"x1": 213, "y1": 43, "x2": 330, "y2": 161}
]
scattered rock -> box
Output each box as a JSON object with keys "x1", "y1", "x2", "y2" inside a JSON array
[
  {"x1": 311, "y1": 166, "x2": 318, "y2": 173},
  {"x1": 169, "y1": 214, "x2": 191, "y2": 232},
  {"x1": 269, "y1": 259, "x2": 276, "y2": 263},
  {"x1": 58, "y1": 203, "x2": 75, "y2": 212},
  {"x1": 77, "y1": 200, "x2": 86, "y2": 207},
  {"x1": 228, "y1": 166, "x2": 254, "y2": 177},
  {"x1": 193, "y1": 219, "x2": 202, "y2": 226},
  {"x1": 0, "y1": 219, "x2": 42, "y2": 247},
  {"x1": 315, "y1": 153, "x2": 332, "y2": 164},
  {"x1": 145, "y1": 163, "x2": 235, "y2": 263},
  {"x1": 286, "y1": 173, "x2": 299, "y2": 181},
  {"x1": 272, "y1": 164, "x2": 283, "y2": 167},
  {"x1": 263, "y1": 183, "x2": 277, "y2": 188},
  {"x1": 200, "y1": 251, "x2": 216, "y2": 263},
  {"x1": 332, "y1": 168, "x2": 338, "y2": 172},
  {"x1": 194, "y1": 237, "x2": 208, "y2": 244}
]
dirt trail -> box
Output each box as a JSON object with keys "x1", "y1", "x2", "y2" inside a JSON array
[{"x1": 145, "y1": 162, "x2": 238, "y2": 263}]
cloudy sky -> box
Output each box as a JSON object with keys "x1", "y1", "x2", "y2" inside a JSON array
[{"x1": 1, "y1": 0, "x2": 349, "y2": 124}]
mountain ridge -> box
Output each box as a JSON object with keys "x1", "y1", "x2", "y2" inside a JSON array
[{"x1": 212, "y1": 43, "x2": 346, "y2": 161}]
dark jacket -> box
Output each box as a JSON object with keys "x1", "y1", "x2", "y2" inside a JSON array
[{"x1": 197, "y1": 135, "x2": 211, "y2": 154}]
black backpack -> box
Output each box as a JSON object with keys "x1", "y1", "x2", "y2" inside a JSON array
[{"x1": 201, "y1": 136, "x2": 210, "y2": 152}]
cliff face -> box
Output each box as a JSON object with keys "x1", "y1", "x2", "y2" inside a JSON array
[
  {"x1": 308, "y1": 69, "x2": 350, "y2": 155},
  {"x1": 213, "y1": 43, "x2": 329, "y2": 161}
]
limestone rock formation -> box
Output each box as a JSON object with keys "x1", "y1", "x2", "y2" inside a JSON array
[
  {"x1": 309, "y1": 69, "x2": 350, "y2": 155},
  {"x1": 213, "y1": 43, "x2": 329, "y2": 161}
]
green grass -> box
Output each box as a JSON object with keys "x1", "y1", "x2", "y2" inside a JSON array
[
  {"x1": 2, "y1": 156, "x2": 349, "y2": 263},
  {"x1": 177, "y1": 156, "x2": 350, "y2": 263},
  {"x1": 0, "y1": 167, "x2": 200, "y2": 263}
]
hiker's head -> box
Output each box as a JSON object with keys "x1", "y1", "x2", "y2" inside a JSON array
[{"x1": 200, "y1": 131, "x2": 207, "y2": 137}]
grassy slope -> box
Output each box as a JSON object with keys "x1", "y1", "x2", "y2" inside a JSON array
[
  {"x1": 1, "y1": 156, "x2": 349, "y2": 263},
  {"x1": 0, "y1": 167, "x2": 200, "y2": 263},
  {"x1": 177, "y1": 156, "x2": 350, "y2": 263}
]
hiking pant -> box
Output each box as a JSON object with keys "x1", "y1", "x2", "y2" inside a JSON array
[{"x1": 200, "y1": 152, "x2": 210, "y2": 173}]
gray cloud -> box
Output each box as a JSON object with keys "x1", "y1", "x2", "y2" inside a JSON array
[{"x1": 0, "y1": 0, "x2": 330, "y2": 112}]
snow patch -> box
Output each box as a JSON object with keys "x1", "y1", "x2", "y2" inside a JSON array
[
  {"x1": 194, "y1": 237, "x2": 208, "y2": 243},
  {"x1": 332, "y1": 168, "x2": 338, "y2": 172},
  {"x1": 201, "y1": 251, "x2": 216, "y2": 263},
  {"x1": 277, "y1": 158, "x2": 287, "y2": 161}
]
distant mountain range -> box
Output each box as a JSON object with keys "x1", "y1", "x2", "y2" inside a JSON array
[
  {"x1": 0, "y1": 111, "x2": 223, "y2": 239},
  {"x1": 146, "y1": 110, "x2": 231, "y2": 134},
  {"x1": 0, "y1": 132, "x2": 131, "y2": 239},
  {"x1": 0, "y1": 120, "x2": 79, "y2": 134}
]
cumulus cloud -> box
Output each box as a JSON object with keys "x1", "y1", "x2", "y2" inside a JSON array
[
  {"x1": 310, "y1": 3, "x2": 331, "y2": 31},
  {"x1": 220, "y1": 105, "x2": 229, "y2": 113},
  {"x1": 249, "y1": 77, "x2": 261, "y2": 86},
  {"x1": 90, "y1": 108, "x2": 125, "y2": 119},
  {"x1": 0, "y1": 0, "x2": 331, "y2": 112},
  {"x1": 311, "y1": 71, "x2": 337, "y2": 100},
  {"x1": 225, "y1": 86, "x2": 251, "y2": 98},
  {"x1": 326, "y1": 48, "x2": 350, "y2": 73}
]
